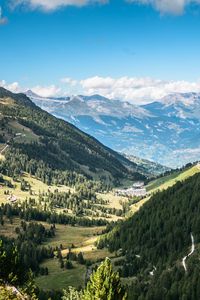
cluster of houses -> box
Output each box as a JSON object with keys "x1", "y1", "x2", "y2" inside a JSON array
[{"x1": 115, "y1": 181, "x2": 147, "y2": 197}]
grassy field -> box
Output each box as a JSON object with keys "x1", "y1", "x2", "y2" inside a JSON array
[
  {"x1": 0, "y1": 218, "x2": 21, "y2": 239},
  {"x1": 0, "y1": 216, "x2": 111, "y2": 290},
  {"x1": 45, "y1": 224, "x2": 104, "y2": 249},
  {"x1": 9, "y1": 120, "x2": 39, "y2": 142},
  {"x1": 36, "y1": 243, "x2": 112, "y2": 291},
  {"x1": 36, "y1": 224, "x2": 112, "y2": 291},
  {"x1": 35, "y1": 260, "x2": 86, "y2": 290},
  {"x1": 0, "y1": 217, "x2": 107, "y2": 261},
  {"x1": 60, "y1": 233, "x2": 112, "y2": 261},
  {"x1": 97, "y1": 192, "x2": 128, "y2": 210},
  {"x1": 0, "y1": 217, "x2": 104, "y2": 246},
  {"x1": 0, "y1": 173, "x2": 74, "y2": 205},
  {"x1": 0, "y1": 172, "x2": 128, "y2": 222}
]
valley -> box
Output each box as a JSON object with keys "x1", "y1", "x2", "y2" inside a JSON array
[
  {"x1": 0, "y1": 88, "x2": 143, "y2": 298},
  {"x1": 1, "y1": 2, "x2": 200, "y2": 299},
  {"x1": 0, "y1": 87, "x2": 200, "y2": 300}
]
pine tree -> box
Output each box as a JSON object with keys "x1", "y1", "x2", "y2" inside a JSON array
[
  {"x1": 82, "y1": 257, "x2": 127, "y2": 300},
  {"x1": 77, "y1": 252, "x2": 85, "y2": 265},
  {"x1": 62, "y1": 286, "x2": 83, "y2": 300},
  {"x1": 65, "y1": 260, "x2": 73, "y2": 269},
  {"x1": 60, "y1": 259, "x2": 64, "y2": 269}
]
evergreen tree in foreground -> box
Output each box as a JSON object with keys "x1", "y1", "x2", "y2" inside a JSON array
[
  {"x1": 82, "y1": 257, "x2": 127, "y2": 300},
  {"x1": 0, "y1": 239, "x2": 37, "y2": 299},
  {"x1": 62, "y1": 286, "x2": 83, "y2": 300}
]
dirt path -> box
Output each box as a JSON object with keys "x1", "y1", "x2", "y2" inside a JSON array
[
  {"x1": 182, "y1": 233, "x2": 194, "y2": 272},
  {"x1": 0, "y1": 144, "x2": 9, "y2": 154}
]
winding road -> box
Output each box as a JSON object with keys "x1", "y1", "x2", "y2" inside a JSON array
[
  {"x1": 0, "y1": 144, "x2": 9, "y2": 154},
  {"x1": 182, "y1": 233, "x2": 194, "y2": 272}
]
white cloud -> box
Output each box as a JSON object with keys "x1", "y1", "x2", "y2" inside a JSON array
[
  {"x1": 79, "y1": 76, "x2": 200, "y2": 104},
  {"x1": 61, "y1": 77, "x2": 77, "y2": 86},
  {"x1": 11, "y1": 0, "x2": 108, "y2": 11},
  {"x1": 8, "y1": 0, "x2": 200, "y2": 14},
  {"x1": 127, "y1": 0, "x2": 200, "y2": 15},
  {"x1": 0, "y1": 80, "x2": 21, "y2": 93},
  {"x1": 81, "y1": 76, "x2": 115, "y2": 90},
  {"x1": 2, "y1": 76, "x2": 200, "y2": 104},
  {"x1": 0, "y1": 80, "x2": 61, "y2": 98},
  {"x1": 31, "y1": 85, "x2": 61, "y2": 97}
]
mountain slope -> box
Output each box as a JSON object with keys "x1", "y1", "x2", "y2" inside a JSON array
[
  {"x1": 146, "y1": 163, "x2": 200, "y2": 192},
  {"x1": 29, "y1": 92, "x2": 200, "y2": 168},
  {"x1": 123, "y1": 154, "x2": 170, "y2": 177},
  {"x1": 0, "y1": 87, "x2": 144, "y2": 185},
  {"x1": 99, "y1": 167, "x2": 200, "y2": 299}
]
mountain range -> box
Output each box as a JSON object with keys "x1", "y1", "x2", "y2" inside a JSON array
[
  {"x1": 27, "y1": 91, "x2": 200, "y2": 168},
  {"x1": 0, "y1": 87, "x2": 145, "y2": 186}
]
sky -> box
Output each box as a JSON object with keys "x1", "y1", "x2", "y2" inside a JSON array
[{"x1": 1, "y1": 0, "x2": 200, "y2": 103}]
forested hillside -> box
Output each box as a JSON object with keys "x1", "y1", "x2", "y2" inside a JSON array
[
  {"x1": 0, "y1": 87, "x2": 144, "y2": 186},
  {"x1": 0, "y1": 87, "x2": 142, "y2": 299},
  {"x1": 99, "y1": 172, "x2": 200, "y2": 299}
]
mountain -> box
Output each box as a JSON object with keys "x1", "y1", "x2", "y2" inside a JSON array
[
  {"x1": 99, "y1": 165, "x2": 200, "y2": 299},
  {"x1": 147, "y1": 92, "x2": 200, "y2": 119},
  {"x1": 28, "y1": 92, "x2": 200, "y2": 168},
  {"x1": 28, "y1": 93, "x2": 150, "y2": 119},
  {"x1": 0, "y1": 87, "x2": 144, "y2": 186},
  {"x1": 123, "y1": 154, "x2": 170, "y2": 177}
]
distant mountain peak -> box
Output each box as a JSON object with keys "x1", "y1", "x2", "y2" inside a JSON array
[
  {"x1": 161, "y1": 92, "x2": 200, "y2": 106},
  {"x1": 81, "y1": 94, "x2": 111, "y2": 102},
  {"x1": 26, "y1": 90, "x2": 42, "y2": 98}
]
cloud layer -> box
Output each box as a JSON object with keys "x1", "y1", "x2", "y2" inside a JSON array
[
  {"x1": 11, "y1": 0, "x2": 108, "y2": 11},
  {"x1": 79, "y1": 76, "x2": 200, "y2": 103},
  {"x1": 0, "y1": 80, "x2": 21, "y2": 93},
  {"x1": 0, "y1": 80, "x2": 60, "y2": 98},
  {"x1": 31, "y1": 85, "x2": 61, "y2": 97},
  {"x1": 127, "y1": 0, "x2": 200, "y2": 15},
  {"x1": 10, "y1": 0, "x2": 200, "y2": 14},
  {"x1": 2, "y1": 76, "x2": 200, "y2": 104}
]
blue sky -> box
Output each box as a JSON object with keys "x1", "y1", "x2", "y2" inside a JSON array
[{"x1": 1, "y1": 0, "x2": 200, "y2": 103}]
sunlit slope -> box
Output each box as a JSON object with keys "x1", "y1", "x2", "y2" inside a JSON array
[
  {"x1": 130, "y1": 164, "x2": 200, "y2": 214},
  {"x1": 147, "y1": 164, "x2": 200, "y2": 193}
]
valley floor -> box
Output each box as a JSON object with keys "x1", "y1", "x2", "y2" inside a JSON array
[{"x1": 1, "y1": 163, "x2": 200, "y2": 293}]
